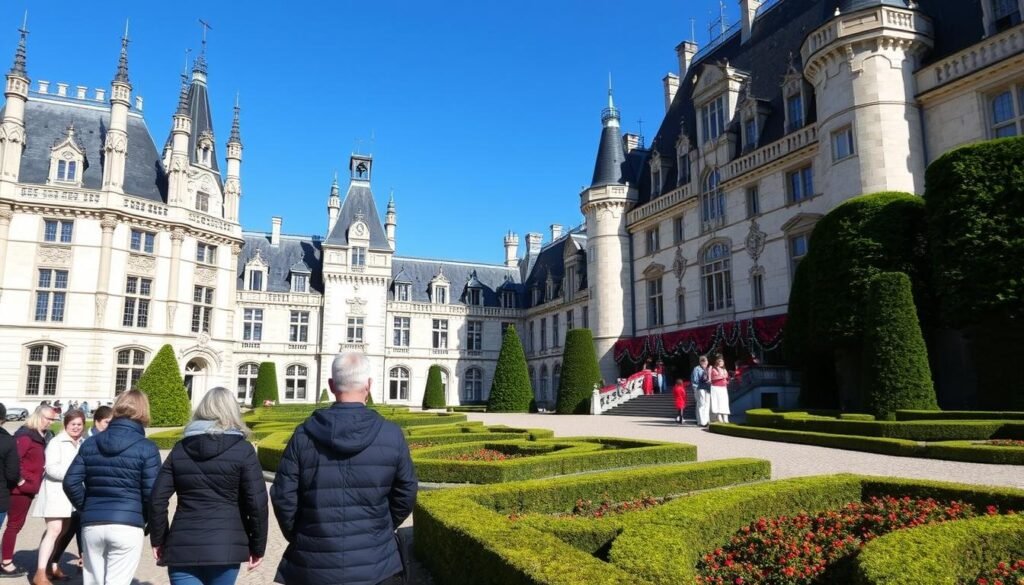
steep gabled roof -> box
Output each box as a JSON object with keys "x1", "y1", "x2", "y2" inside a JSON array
[
  {"x1": 324, "y1": 183, "x2": 391, "y2": 250},
  {"x1": 238, "y1": 233, "x2": 324, "y2": 293}
]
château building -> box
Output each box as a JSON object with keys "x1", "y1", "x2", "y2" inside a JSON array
[{"x1": 0, "y1": 0, "x2": 1021, "y2": 409}]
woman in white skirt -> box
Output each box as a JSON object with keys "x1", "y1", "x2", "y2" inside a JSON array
[
  {"x1": 708, "y1": 356, "x2": 731, "y2": 424},
  {"x1": 32, "y1": 409, "x2": 85, "y2": 585}
]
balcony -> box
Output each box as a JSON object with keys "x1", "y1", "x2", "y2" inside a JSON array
[
  {"x1": 917, "y1": 24, "x2": 1024, "y2": 96},
  {"x1": 241, "y1": 342, "x2": 261, "y2": 349},
  {"x1": 287, "y1": 343, "x2": 308, "y2": 351}
]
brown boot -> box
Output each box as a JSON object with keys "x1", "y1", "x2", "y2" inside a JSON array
[{"x1": 31, "y1": 568, "x2": 52, "y2": 585}]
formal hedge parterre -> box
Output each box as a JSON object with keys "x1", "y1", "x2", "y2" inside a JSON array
[
  {"x1": 895, "y1": 410, "x2": 1024, "y2": 421},
  {"x1": 740, "y1": 409, "x2": 1024, "y2": 441},
  {"x1": 403, "y1": 424, "x2": 555, "y2": 449},
  {"x1": 415, "y1": 471, "x2": 1024, "y2": 585}
]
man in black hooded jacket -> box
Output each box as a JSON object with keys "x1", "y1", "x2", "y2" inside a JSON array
[{"x1": 270, "y1": 351, "x2": 418, "y2": 585}]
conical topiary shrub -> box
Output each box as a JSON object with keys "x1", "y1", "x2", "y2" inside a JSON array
[
  {"x1": 136, "y1": 344, "x2": 191, "y2": 426},
  {"x1": 252, "y1": 362, "x2": 280, "y2": 408},
  {"x1": 318, "y1": 387, "x2": 329, "y2": 403},
  {"x1": 556, "y1": 329, "x2": 603, "y2": 414},
  {"x1": 861, "y1": 272, "x2": 938, "y2": 419},
  {"x1": 422, "y1": 365, "x2": 446, "y2": 410},
  {"x1": 487, "y1": 324, "x2": 533, "y2": 412}
]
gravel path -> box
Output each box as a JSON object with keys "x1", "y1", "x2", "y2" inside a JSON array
[{"x1": 3, "y1": 414, "x2": 1020, "y2": 584}]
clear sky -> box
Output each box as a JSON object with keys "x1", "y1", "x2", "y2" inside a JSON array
[{"x1": 5, "y1": 0, "x2": 734, "y2": 264}]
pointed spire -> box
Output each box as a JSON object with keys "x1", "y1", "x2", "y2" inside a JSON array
[
  {"x1": 330, "y1": 171, "x2": 339, "y2": 197},
  {"x1": 602, "y1": 73, "x2": 620, "y2": 126},
  {"x1": 113, "y1": 19, "x2": 130, "y2": 84},
  {"x1": 175, "y1": 49, "x2": 190, "y2": 115},
  {"x1": 387, "y1": 189, "x2": 395, "y2": 212},
  {"x1": 228, "y1": 93, "x2": 241, "y2": 144},
  {"x1": 193, "y1": 18, "x2": 212, "y2": 76},
  {"x1": 9, "y1": 11, "x2": 28, "y2": 78},
  {"x1": 591, "y1": 77, "x2": 627, "y2": 188}
]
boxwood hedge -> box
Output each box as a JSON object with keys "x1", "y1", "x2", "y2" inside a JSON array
[
  {"x1": 411, "y1": 437, "x2": 697, "y2": 484},
  {"x1": 415, "y1": 471, "x2": 1024, "y2": 585},
  {"x1": 895, "y1": 409, "x2": 1024, "y2": 421},
  {"x1": 742, "y1": 409, "x2": 1024, "y2": 441},
  {"x1": 148, "y1": 428, "x2": 184, "y2": 449}
]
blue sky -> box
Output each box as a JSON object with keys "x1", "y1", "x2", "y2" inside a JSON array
[{"x1": 5, "y1": 0, "x2": 733, "y2": 263}]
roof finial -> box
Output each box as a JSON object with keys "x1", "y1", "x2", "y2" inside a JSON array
[
  {"x1": 601, "y1": 73, "x2": 620, "y2": 125},
  {"x1": 387, "y1": 188, "x2": 395, "y2": 211},
  {"x1": 175, "y1": 49, "x2": 190, "y2": 115},
  {"x1": 113, "y1": 18, "x2": 130, "y2": 84},
  {"x1": 9, "y1": 10, "x2": 28, "y2": 78},
  {"x1": 228, "y1": 92, "x2": 241, "y2": 144},
  {"x1": 193, "y1": 18, "x2": 212, "y2": 75},
  {"x1": 330, "y1": 171, "x2": 339, "y2": 197}
]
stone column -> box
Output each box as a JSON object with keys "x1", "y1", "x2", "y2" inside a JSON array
[
  {"x1": 94, "y1": 214, "x2": 118, "y2": 327},
  {"x1": 167, "y1": 228, "x2": 185, "y2": 332},
  {"x1": 227, "y1": 242, "x2": 241, "y2": 339},
  {"x1": 0, "y1": 205, "x2": 13, "y2": 301}
]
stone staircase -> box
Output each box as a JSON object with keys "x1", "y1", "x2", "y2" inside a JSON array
[{"x1": 602, "y1": 391, "x2": 696, "y2": 419}]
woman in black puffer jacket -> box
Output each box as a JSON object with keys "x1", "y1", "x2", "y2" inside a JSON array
[{"x1": 149, "y1": 386, "x2": 268, "y2": 585}]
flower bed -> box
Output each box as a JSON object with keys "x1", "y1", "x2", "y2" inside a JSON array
[
  {"x1": 972, "y1": 559, "x2": 1024, "y2": 584},
  {"x1": 987, "y1": 439, "x2": 1024, "y2": 448},
  {"x1": 414, "y1": 472, "x2": 1024, "y2": 585},
  {"x1": 445, "y1": 448, "x2": 524, "y2": 462},
  {"x1": 697, "y1": 496, "x2": 977, "y2": 584},
  {"x1": 411, "y1": 437, "x2": 697, "y2": 484}
]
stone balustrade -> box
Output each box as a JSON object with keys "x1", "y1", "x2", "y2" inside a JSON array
[
  {"x1": 917, "y1": 25, "x2": 1024, "y2": 95},
  {"x1": 591, "y1": 372, "x2": 647, "y2": 415}
]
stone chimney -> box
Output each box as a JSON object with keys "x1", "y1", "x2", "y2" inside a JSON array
[
  {"x1": 503, "y1": 231, "x2": 519, "y2": 267},
  {"x1": 623, "y1": 133, "x2": 642, "y2": 153},
  {"x1": 663, "y1": 73, "x2": 679, "y2": 112},
  {"x1": 75, "y1": 86, "x2": 87, "y2": 99},
  {"x1": 56, "y1": 83, "x2": 68, "y2": 97},
  {"x1": 525, "y1": 232, "x2": 543, "y2": 255},
  {"x1": 741, "y1": 0, "x2": 763, "y2": 44},
  {"x1": 271, "y1": 217, "x2": 282, "y2": 246},
  {"x1": 550, "y1": 224, "x2": 564, "y2": 242},
  {"x1": 676, "y1": 41, "x2": 698, "y2": 77},
  {"x1": 38, "y1": 80, "x2": 49, "y2": 94}
]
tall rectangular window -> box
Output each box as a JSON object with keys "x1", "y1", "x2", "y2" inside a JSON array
[
  {"x1": 290, "y1": 311, "x2": 309, "y2": 342},
  {"x1": 196, "y1": 243, "x2": 217, "y2": 265},
  {"x1": 787, "y1": 166, "x2": 814, "y2": 203},
  {"x1": 552, "y1": 314, "x2": 560, "y2": 347},
  {"x1": 647, "y1": 278, "x2": 664, "y2": 327},
  {"x1": 35, "y1": 269, "x2": 68, "y2": 322},
  {"x1": 746, "y1": 186, "x2": 760, "y2": 218},
  {"x1": 786, "y1": 94, "x2": 804, "y2": 132},
  {"x1": 789, "y1": 234, "x2": 810, "y2": 281},
  {"x1": 396, "y1": 283, "x2": 410, "y2": 302},
  {"x1": 191, "y1": 285, "x2": 214, "y2": 333},
  {"x1": 434, "y1": 285, "x2": 448, "y2": 304},
  {"x1": 243, "y1": 308, "x2": 263, "y2": 341},
  {"x1": 582, "y1": 305, "x2": 589, "y2": 329},
  {"x1": 566, "y1": 309, "x2": 574, "y2": 331},
  {"x1": 676, "y1": 290, "x2": 686, "y2": 323},
  {"x1": 393, "y1": 316, "x2": 410, "y2": 347},
  {"x1": 195, "y1": 191, "x2": 210, "y2": 212},
  {"x1": 467, "y1": 320, "x2": 483, "y2": 351},
  {"x1": 347, "y1": 317, "x2": 365, "y2": 343},
  {"x1": 993, "y1": 0, "x2": 1022, "y2": 31},
  {"x1": 468, "y1": 288, "x2": 482, "y2": 306},
  {"x1": 540, "y1": 318, "x2": 548, "y2": 351},
  {"x1": 501, "y1": 289, "x2": 515, "y2": 308},
  {"x1": 248, "y1": 271, "x2": 263, "y2": 292},
  {"x1": 743, "y1": 117, "x2": 758, "y2": 151},
  {"x1": 292, "y1": 274, "x2": 308, "y2": 293},
  {"x1": 752, "y1": 273, "x2": 766, "y2": 308},
  {"x1": 991, "y1": 85, "x2": 1024, "y2": 137},
  {"x1": 831, "y1": 126, "x2": 855, "y2": 162},
  {"x1": 701, "y1": 96, "x2": 726, "y2": 143},
  {"x1": 43, "y1": 219, "x2": 74, "y2": 243},
  {"x1": 645, "y1": 227, "x2": 659, "y2": 255},
  {"x1": 130, "y1": 229, "x2": 155, "y2": 254},
  {"x1": 432, "y1": 319, "x2": 448, "y2": 349},
  {"x1": 122, "y1": 276, "x2": 152, "y2": 328},
  {"x1": 673, "y1": 216, "x2": 684, "y2": 244},
  {"x1": 351, "y1": 247, "x2": 367, "y2": 267},
  {"x1": 56, "y1": 160, "x2": 77, "y2": 182},
  {"x1": 25, "y1": 345, "x2": 60, "y2": 396}
]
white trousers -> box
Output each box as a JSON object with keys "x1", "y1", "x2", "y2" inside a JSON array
[
  {"x1": 697, "y1": 389, "x2": 711, "y2": 426},
  {"x1": 81, "y1": 524, "x2": 144, "y2": 585}
]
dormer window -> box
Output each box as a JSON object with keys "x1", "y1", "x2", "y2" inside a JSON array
[
  {"x1": 786, "y1": 93, "x2": 804, "y2": 133},
  {"x1": 649, "y1": 151, "x2": 664, "y2": 196},
  {"x1": 782, "y1": 59, "x2": 807, "y2": 135},
  {"x1": 992, "y1": 0, "x2": 1022, "y2": 32},
  {"x1": 291, "y1": 273, "x2": 308, "y2": 293},
  {"x1": 196, "y1": 191, "x2": 210, "y2": 213},
  {"x1": 501, "y1": 289, "x2": 516, "y2": 308},
  {"x1": 248, "y1": 271, "x2": 263, "y2": 291},
  {"x1": 351, "y1": 247, "x2": 367, "y2": 267},
  {"x1": 57, "y1": 160, "x2": 77, "y2": 182},
  {"x1": 395, "y1": 283, "x2": 410, "y2": 301},
  {"x1": 701, "y1": 96, "x2": 726, "y2": 143},
  {"x1": 545, "y1": 276, "x2": 555, "y2": 301},
  {"x1": 196, "y1": 132, "x2": 214, "y2": 167},
  {"x1": 244, "y1": 249, "x2": 268, "y2": 292},
  {"x1": 48, "y1": 125, "x2": 86, "y2": 187},
  {"x1": 743, "y1": 117, "x2": 758, "y2": 151},
  {"x1": 676, "y1": 129, "x2": 692, "y2": 186},
  {"x1": 467, "y1": 288, "x2": 482, "y2": 306},
  {"x1": 532, "y1": 286, "x2": 542, "y2": 306},
  {"x1": 433, "y1": 284, "x2": 448, "y2": 304}
]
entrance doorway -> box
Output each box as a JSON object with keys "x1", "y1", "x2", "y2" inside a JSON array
[{"x1": 184, "y1": 358, "x2": 208, "y2": 403}]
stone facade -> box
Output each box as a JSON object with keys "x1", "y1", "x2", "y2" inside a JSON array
[{"x1": 1, "y1": 1, "x2": 1023, "y2": 410}]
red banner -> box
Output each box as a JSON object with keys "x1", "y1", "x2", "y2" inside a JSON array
[{"x1": 613, "y1": 314, "x2": 788, "y2": 363}]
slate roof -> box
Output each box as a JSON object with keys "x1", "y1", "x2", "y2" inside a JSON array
[
  {"x1": 590, "y1": 118, "x2": 628, "y2": 188},
  {"x1": 185, "y1": 77, "x2": 221, "y2": 179},
  {"x1": 14, "y1": 97, "x2": 168, "y2": 202},
  {"x1": 638, "y1": 0, "x2": 987, "y2": 205},
  {"x1": 238, "y1": 233, "x2": 324, "y2": 294},
  {"x1": 522, "y1": 226, "x2": 587, "y2": 309},
  {"x1": 390, "y1": 257, "x2": 522, "y2": 307},
  {"x1": 324, "y1": 183, "x2": 392, "y2": 251}
]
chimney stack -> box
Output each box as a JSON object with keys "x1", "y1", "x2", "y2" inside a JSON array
[
  {"x1": 622, "y1": 133, "x2": 641, "y2": 153},
  {"x1": 676, "y1": 41, "x2": 698, "y2": 77},
  {"x1": 503, "y1": 231, "x2": 519, "y2": 267},
  {"x1": 550, "y1": 224, "x2": 563, "y2": 242},
  {"x1": 525, "y1": 232, "x2": 543, "y2": 255},
  {"x1": 271, "y1": 217, "x2": 282, "y2": 246},
  {"x1": 663, "y1": 73, "x2": 679, "y2": 112},
  {"x1": 741, "y1": 0, "x2": 763, "y2": 44}
]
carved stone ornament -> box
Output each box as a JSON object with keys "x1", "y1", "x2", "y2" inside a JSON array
[
  {"x1": 127, "y1": 254, "x2": 156, "y2": 274},
  {"x1": 95, "y1": 294, "x2": 107, "y2": 324},
  {"x1": 195, "y1": 267, "x2": 217, "y2": 285},
  {"x1": 0, "y1": 206, "x2": 13, "y2": 222},
  {"x1": 170, "y1": 228, "x2": 186, "y2": 243},
  {"x1": 38, "y1": 246, "x2": 72, "y2": 266},
  {"x1": 197, "y1": 332, "x2": 211, "y2": 347},
  {"x1": 346, "y1": 297, "x2": 367, "y2": 315},
  {"x1": 167, "y1": 304, "x2": 177, "y2": 326},
  {"x1": 230, "y1": 243, "x2": 242, "y2": 257},
  {"x1": 672, "y1": 246, "x2": 688, "y2": 283},
  {"x1": 745, "y1": 219, "x2": 767, "y2": 262},
  {"x1": 101, "y1": 215, "x2": 119, "y2": 232}
]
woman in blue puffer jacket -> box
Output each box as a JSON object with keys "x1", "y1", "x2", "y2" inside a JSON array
[{"x1": 62, "y1": 390, "x2": 161, "y2": 585}]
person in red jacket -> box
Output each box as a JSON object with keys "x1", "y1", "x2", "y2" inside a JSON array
[
  {"x1": 1, "y1": 405, "x2": 56, "y2": 576},
  {"x1": 673, "y1": 379, "x2": 688, "y2": 425}
]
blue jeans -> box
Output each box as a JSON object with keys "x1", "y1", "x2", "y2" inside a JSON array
[
  {"x1": 168, "y1": 565, "x2": 240, "y2": 585},
  {"x1": 0, "y1": 512, "x2": 6, "y2": 530}
]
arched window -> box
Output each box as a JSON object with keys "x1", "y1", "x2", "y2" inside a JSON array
[
  {"x1": 540, "y1": 364, "x2": 549, "y2": 402},
  {"x1": 389, "y1": 367, "x2": 410, "y2": 401},
  {"x1": 463, "y1": 367, "x2": 483, "y2": 402},
  {"x1": 552, "y1": 363, "x2": 561, "y2": 397},
  {"x1": 702, "y1": 242, "x2": 733, "y2": 313},
  {"x1": 25, "y1": 344, "x2": 61, "y2": 397},
  {"x1": 285, "y1": 364, "x2": 308, "y2": 400},
  {"x1": 114, "y1": 348, "x2": 148, "y2": 396},
  {"x1": 700, "y1": 169, "x2": 725, "y2": 231},
  {"x1": 237, "y1": 363, "x2": 259, "y2": 401}
]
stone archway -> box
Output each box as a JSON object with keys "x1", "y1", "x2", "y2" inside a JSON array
[{"x1": 183, "y1": 358, "x2": 209, "y2": 404}]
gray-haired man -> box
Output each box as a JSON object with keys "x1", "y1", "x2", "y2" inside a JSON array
[
  {"x1": 271, "y1": 352, "x2": 417, "y2": 585},
  {"x1": 691, "y1": 356, "x2": 711, "y2": 427}
]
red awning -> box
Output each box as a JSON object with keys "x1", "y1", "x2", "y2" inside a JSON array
[{"x1": 613, "y1": 314, "x2": 787, "y2": 363}]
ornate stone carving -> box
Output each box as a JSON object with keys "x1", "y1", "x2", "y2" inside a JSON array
[
  {"x1": 95, "y1": 294, "x2": 107, "y2": 324},
  {"x1": 346, "y1": 297, "x2": 367, "y2": 315},
  {"x1": 170, "y1": 228, "x2": 186, "y2": 243},
  {"x1": 38, "y1": 246, "x2": 71, "y2": 266},
  {"x1": 0, "y1": 206, "x2": 13, "y2": 223},
  {"x1": 197, "y1": 332, "x2": 210, "y2": 347},
  {"x1": 100, "y1": 214, "x2": 119, "y2": 232},
  {"x1": 745, "y1": 219, "x2": 767, "y2": 262},
  {"x1": 126, "y1": 253, "x2": 156, "y2": 274},
  {"x1": 672, "y1": 247, "x2": 688, "y2": 283},
  {"x1": 167, "y1": 304, "x2": 177, "y2": 326},
  {"x1": 230, "y1": 243, "x2": 242, "y2": 257},
  {"x1": 195, "y1": 267, "x2": 217, "y2": 285}
]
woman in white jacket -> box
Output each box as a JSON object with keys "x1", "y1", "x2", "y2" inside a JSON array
[{"x1": 32, "y1": 409, "x2": 85, "y2": 585}]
